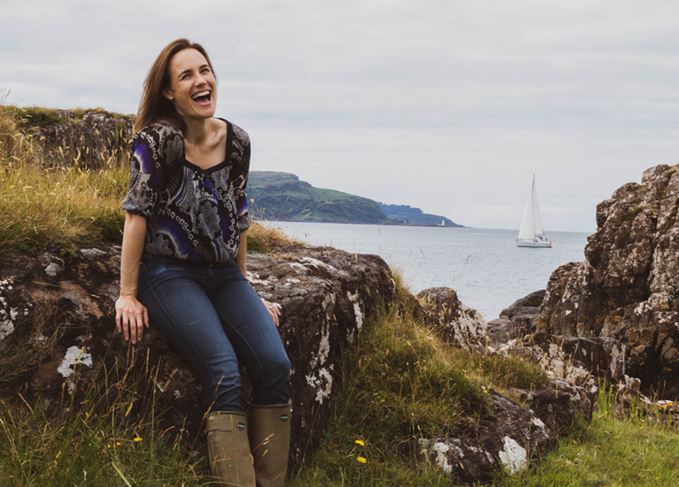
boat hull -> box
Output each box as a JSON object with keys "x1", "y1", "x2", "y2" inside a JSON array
[{"x1": 516, "y1": 239, "x2": 552, "y2": 248}]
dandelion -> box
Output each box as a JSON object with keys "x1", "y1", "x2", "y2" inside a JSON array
[
  {"x1": 356, "y1": 455, "x2": 367, "y2": 464},
  {"x1": 133, "y1": 435, "x2": 143, "y2": 443},
  {"x1": 354, "y1": 439, "x2": 365, "y2": 447}
]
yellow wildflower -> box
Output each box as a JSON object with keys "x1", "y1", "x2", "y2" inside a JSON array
[
  {"x1": 133, "y1": 436, "x2": 143, "y2": 443},
  {"x1": 354, "y1": 439, "x2": 365, "y2": 447},
  {"x1": 357, "y1": 456, "x2": 367, "y2": 464}
]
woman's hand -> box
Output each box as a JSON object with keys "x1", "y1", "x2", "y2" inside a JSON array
[
  {"x1": 115, "y1": 294, "x2": 150, "y2": 344},
  {"x1": 261, "y1": 298, "x2": 282, "y2": 327}
]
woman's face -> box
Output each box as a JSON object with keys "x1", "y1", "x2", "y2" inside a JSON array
[{"x1": 164, "y1": 48, "x2": 217, "y2": 121}]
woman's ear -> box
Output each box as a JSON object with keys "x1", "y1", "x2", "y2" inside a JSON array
[{"x1": 163, "y1": 88, "x2": 174, "y2": 101}]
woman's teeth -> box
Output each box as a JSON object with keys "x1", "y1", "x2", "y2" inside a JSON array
[{"x1": 192, "y1": 91, "x2": 211, "y2": 104}]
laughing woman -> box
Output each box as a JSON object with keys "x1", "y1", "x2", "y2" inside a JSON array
[{"x1": 114, "y1": 38, "x2": 292, "y2": 487}]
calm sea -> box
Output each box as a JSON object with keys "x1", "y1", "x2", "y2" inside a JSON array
[{"x1": 260, "y1": 221, "x2": 590, "y2": 321}]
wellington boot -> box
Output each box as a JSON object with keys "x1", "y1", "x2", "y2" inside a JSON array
[
  {"x1": 206, "y1": 410, "x2": 256, "y2": 487},
  {"x1": 248, "y1": 404, "x2": 292, "y2": 487}
]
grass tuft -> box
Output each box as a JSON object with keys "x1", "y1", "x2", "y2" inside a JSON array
[
  {"x1": 246, "y1": 222, "x2": 304, "y2": 252},
  {"x1": 0, "y1": 350, "x2": 208, "y2": 486},
  {"x1": 291, "y1": 297, "x2": 549, "y2": 486}
]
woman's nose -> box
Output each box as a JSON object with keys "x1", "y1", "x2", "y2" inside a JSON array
[{"x1": 195, "y1": 73, "x2": 209, "y2": 86}]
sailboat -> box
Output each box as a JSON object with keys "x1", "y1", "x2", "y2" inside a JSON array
[{"x1": 516, "y1": 174, "x2": 552, "y2": 248}]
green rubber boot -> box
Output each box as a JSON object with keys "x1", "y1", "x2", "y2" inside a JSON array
[
  {"x1": 248, "y1": 404, "x2": 292, "y2": 487},
  {"x1": 206, "y1": 411, "x2": 256, "y2": 486}
]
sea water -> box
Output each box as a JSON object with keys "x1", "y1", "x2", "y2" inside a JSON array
[{"x1": 260, "y1": 221, "x2": 590, "y2": 320}]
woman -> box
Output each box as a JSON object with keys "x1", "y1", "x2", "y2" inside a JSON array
[{"x1": 114, "y1": 38, "x2": 292, "y2": 487}]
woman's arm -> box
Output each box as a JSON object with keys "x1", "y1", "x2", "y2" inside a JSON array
[
  {"x1": 119, "y1": 212, "x2": 146, "y2": 297},
  {"x1": 115, "y1": 212, "x2": 150, "y2": 343}
]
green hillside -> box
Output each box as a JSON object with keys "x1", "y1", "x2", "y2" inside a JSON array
[{"x1": 248, "y1": 171, "x2": 462, "y2": 226}]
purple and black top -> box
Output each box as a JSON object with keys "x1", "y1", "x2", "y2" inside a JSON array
[{"x1": 121, "y1": 117, "x2": 251, "y2": 264}]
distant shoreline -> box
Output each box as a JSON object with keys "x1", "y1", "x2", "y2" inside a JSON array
[{"x1": 258, "y1": 220, "x2": 592, "y2": 234}]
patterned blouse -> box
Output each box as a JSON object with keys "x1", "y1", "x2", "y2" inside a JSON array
[{"x1": 121, "y1": 117, "x2": 251, "y2": 264}]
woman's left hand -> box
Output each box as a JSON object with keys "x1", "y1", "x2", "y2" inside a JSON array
[{"x1": 261, "y1": 298, "x2": 282, "y2": 327}]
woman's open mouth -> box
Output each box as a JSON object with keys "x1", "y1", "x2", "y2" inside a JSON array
[{"x1": 191, "y1": 90, "x2": 212, "y2": 107}]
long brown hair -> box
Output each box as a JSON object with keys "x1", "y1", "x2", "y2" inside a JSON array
[{"x1": 134, "y1": 38, "x2": 217, "y2": 133}]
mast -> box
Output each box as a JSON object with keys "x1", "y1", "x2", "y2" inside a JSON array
[{"x1": 517, "y1": 174, "x2": 536, "y2": 240}]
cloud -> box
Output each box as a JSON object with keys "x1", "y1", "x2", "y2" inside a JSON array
[{"x1": 2, "y1": 0, "x2": 679, "y2": 231}]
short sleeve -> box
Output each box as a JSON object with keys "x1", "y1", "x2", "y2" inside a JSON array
[
  {"x1": 232, "y1": 132, "x2": 251, "y2": 232},
  {"x1": 122, "y1": 124, "x2": 182, "y2": 218},
  {"x1": 121, "y1": 130, "x2": 161, "y2": 218}
]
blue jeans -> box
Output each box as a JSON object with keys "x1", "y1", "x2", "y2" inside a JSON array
[{"x1": 137, "y1": 254, "x2": 291, "y2": 412}]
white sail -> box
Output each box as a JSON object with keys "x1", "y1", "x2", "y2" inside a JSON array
[
  {"x1": 518, "y1": 174, "x2": 536, "y2": 240},
  {"x1": 531, "y1": 175, "x2": 544, "y2": 236},
  {"x1": 517, "y1": 174, "x2": 551, "y2": 247}
]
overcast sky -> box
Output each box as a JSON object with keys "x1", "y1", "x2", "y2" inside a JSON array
[{"x1": 3, "y1": 0, "x2": 679, "y2": 232}]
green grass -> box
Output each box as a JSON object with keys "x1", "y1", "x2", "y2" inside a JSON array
[
  {"x1": 0, "y1": 398, "x2": 205, "y2": 486},
  {"x1": 494, "y1": 385, "x2": 679, "y2": 487},
  {"x1": 290, "y1": 279, "x2": 550, "y2": 486},
  {"x1": 0, "y1": 352, "x2": 208, "y2": 486}
]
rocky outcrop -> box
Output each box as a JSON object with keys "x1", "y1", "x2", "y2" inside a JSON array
[
  {"x1": 488, "y1": 291, "x2": 627, "y2": 398},
  {"x1": 415, "y1": 288, "x2": 598, "y2": 483},
  {"x1": 26, "y1": 109, "x2": 132, "y2": 169},
  {"x1": 416, "y1": 287, "x2": 489, "y2": 351},
  {"x1": 486, "y1": 290, "x2": 543, "y2": 346},
  {"x1": 419, "y1": 390, "x2": 555, "y2": 484},
  {"x1": 536, "y1": 164, "x2": 679, "y2": 398},
  {"x1": 0, "y1": 242, "x2": 396, "y2": 472},
  {"x1": 485, "y1": 285, "x2": 676, "y2": 435}
]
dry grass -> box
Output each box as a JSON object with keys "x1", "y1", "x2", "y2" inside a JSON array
[
  {"x1": 246, "y1": 222, "x2": 304, "y2": 252},
  {"x1": 0, "y1": 153, "x2": 128, "y2": 258}
]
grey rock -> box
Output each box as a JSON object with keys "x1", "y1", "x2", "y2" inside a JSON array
[
  {"x1": 416, "y1": 287, "x2": 489, "y2": 351},
  {"x1": 44, "y1": 263, "x2": 62, "y2": 277},
  {"x1": 79, "y1": 248, "x2": 107, "y2": 259},
  {"x1": 536, "y1": 164, "x2": 679, "y2": 399},
  {"x1": 0, "y1": 241, "x2": 396, "y2": 473},
  {"x1": 419, "y1": 390, "x2": 556, "y2": 484}
]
